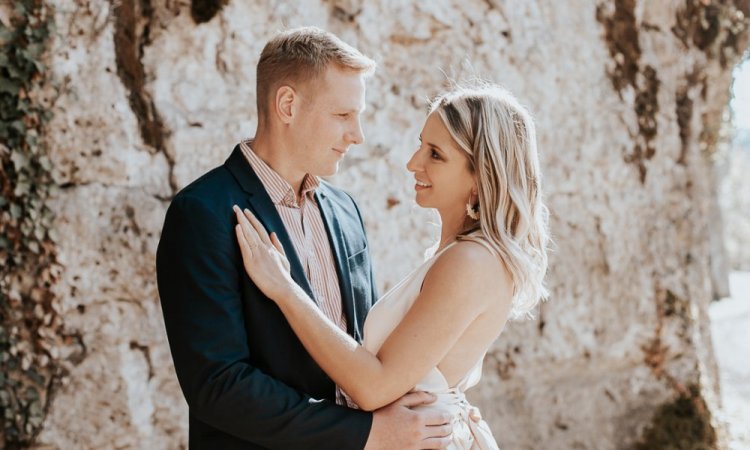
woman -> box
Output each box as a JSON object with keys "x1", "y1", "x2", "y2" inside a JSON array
[{"x1": 233, "y1": 83, "x2": 550, "y2": 449}]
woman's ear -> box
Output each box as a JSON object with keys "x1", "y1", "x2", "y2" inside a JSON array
[{"x1": 274, "y1": 85, "x2": 297, "y2": 125}]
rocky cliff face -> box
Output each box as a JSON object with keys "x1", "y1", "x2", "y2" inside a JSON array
[{"x1": 2, "y1": 1, "x2": 748, "y2": 449}]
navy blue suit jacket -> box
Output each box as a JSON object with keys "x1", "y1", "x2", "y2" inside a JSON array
[{"x1": 156, "y1": 145, "x2": 378, "y2": 449}]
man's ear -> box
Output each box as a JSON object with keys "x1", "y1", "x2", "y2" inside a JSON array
[{"x1": 274, "y1": 85, "x2": 297, "y2": 125}]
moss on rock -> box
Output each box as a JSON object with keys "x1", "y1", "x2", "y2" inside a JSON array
[{"x1": 629, "y1": 385, "x2": 717, "y2": 450}]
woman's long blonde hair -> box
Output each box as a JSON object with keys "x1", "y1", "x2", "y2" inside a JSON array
[{"x1": 431, "y1": 83, "x2": 550, "y2": 320}]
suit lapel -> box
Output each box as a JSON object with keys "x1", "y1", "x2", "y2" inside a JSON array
[
  {"x1": 224, "y1": 146, "x2": 316, "y2": 302},
  {"x1": 315, "y1": 186, "x2": 360, "y2": 340}
]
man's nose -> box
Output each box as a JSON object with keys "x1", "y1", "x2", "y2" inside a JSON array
[{"x1": 346, "y1": 119, "x2": 365, "y2": 145}]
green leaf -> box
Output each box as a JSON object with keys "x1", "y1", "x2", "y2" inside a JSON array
[
  {"x1": 10, "y1": 150, "x2": 29, "y2": 170},
  {"x1": 25, "y1": 42, "x2": 44, "y2": 59},
  {"x1": 0, "y1": 27, "x2": 16, "y2": 43},
  {"x1": 0, "y1": 78, "x2": 20, "y2": 95},
  {"x1": 13, "y1": 180, "x2": 30, "y2": 196},
  {"x1": 9, "y1": 203, "x2": 21, "y2": 219},
  {"x1": 4, "y1": 61, "x2": 27, "y2": 80},
  {"x1": 38, "y1": 155, "x2": 50, "y2": 171},
  {"x1": 10, "y1": 120, "x2": 25, "y2": 134}
]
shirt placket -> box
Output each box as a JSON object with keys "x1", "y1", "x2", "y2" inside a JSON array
[{"x1": 299, "y1": 198, "x2": 318, "y2": 298}]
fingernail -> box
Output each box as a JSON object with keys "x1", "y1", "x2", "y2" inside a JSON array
[
  {"x1": 244, "y1": 208, "x2": 251, "y2": 214},
  {"x1": 232, "y1": 205, "x2": 240, "y2": 213}
]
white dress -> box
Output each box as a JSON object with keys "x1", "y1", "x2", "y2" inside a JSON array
[{"x1": 342, "y1": 239, "x2": 500, "y2": 450}]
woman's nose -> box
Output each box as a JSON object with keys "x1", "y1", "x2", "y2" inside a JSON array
[{"x1": 406, "y1": 149, "x2": 421, "y2": 173}]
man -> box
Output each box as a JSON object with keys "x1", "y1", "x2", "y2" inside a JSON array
[{"x1": 156, "y1": 27, "x2": 452, "y2": 449}]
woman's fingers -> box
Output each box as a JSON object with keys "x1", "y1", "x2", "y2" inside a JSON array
[
  {"x1": 235, "y1": 224, "x2": 253, "y2": 262},
  {"x1": 243, "y1": 208, "x2": 273, "y2": 246},
  {"x1": 270, "y1": 232, "x2": 285, "y2": 256},
  {"x1": 270, "y1": 232, "x2": 291, "y2": 272},
  {"x1": 233, "y1": 206, "x2": 261, "y2": 249},
  {"x1": 233, "y1": 206, "x2": 285, "y2": 266}
]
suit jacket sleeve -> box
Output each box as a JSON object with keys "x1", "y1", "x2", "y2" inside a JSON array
[{"x1": 156, "y1": 194, "x2": 372, "y2": 449}]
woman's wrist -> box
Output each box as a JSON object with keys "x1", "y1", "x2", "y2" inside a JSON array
[{"x1": 277, "y1": 283, "x2": 307, "y2": 306}]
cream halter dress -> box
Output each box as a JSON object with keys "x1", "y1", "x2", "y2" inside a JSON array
[{"x1": 341, "y1": 235, "x2": 500, "y2": 450}]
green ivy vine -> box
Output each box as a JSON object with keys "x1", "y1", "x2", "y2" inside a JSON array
[{"x1": 0, "y1": 0, "x2": 67, "y2": 447}]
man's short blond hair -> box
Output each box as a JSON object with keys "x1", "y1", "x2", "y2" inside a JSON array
[{"x1": 256, "y1": 27, "x2": 376, "y2": 121}]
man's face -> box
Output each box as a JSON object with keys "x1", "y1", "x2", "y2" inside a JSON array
[{"x1": 290, "y1": 65, "x2": 366, "y2": 177}]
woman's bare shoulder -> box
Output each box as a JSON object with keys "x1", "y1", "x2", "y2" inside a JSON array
[{"x1": 423, "y1": 240, "x2": 513, "y2": 308}]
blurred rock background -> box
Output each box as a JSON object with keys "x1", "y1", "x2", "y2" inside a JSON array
[{"x1": 1, "y1": 1, "x2": 749, "y2": 449}]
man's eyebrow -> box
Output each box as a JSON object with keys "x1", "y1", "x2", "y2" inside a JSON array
[{"x1": 340, "y1": 105, "x2": 366, "y2": 113}]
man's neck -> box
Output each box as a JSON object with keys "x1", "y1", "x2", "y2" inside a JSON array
[{"x1": 251, "y1": 133, "x2": 307, "y2": 197}]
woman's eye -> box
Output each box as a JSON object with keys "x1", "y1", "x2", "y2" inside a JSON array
[{"x1": 430, "y1": 149, "x2": 441, "y2": 159}]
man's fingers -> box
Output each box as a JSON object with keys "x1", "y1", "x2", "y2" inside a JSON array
[
  {"x1": 421, "y1": 435, "x2": 452, "y2": 449},
  {"x1": 425, "y1": 423, "x2": 452, "y2": 437},
  {"x1": 422, "y1": 411, "x2": 453, "y2": 427},
  {"x1": 395, "y1": 391, "x2": 437, "y2": 408}
]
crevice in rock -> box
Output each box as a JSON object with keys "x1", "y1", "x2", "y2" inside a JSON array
[
  {"x1": 596, "y1": 0, "x2": 660, "y2": 184},
  {"x1": 672, "y1": 0, "x2": 750, "y2": 69},
  {"x1": 641, "y1": 287, "x2": 699, "y2": 403},
  {"x1": 129, "y1": 340, "x2": 155, "y2": 380},
  {"x1": 675, "y1": 67, "x2": 705, "y2": 166},
  {"x1": 111, "y1": 0, "x2": 177, "y2": 196},
  {"x1": 322, "y1": 0, "x2": 363, "y2": 23},
  {"x1": 190, "y1": 0, "x2": 229, "y2": 24}
]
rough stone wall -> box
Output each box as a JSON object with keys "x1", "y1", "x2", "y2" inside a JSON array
[{"x1": 2, "y1": 0, "x2": 747, "y2": 449}]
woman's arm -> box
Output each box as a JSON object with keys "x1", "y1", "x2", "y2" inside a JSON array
[{"x1": 234, "y1": 207, "x2": 512, "y2": 411}]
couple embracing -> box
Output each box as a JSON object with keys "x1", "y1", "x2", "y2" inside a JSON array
[{"x1": 156, "y1": 26, "x2": 549, "y2": 450}]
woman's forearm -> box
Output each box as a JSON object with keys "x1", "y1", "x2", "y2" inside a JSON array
[{"x1": 277, "y1": 285, "x2": 391, "y2": 410}]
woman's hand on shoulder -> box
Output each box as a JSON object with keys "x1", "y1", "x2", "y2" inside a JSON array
[{"x1": 233, "y1": 205, "x2": 295, "y2": 303}]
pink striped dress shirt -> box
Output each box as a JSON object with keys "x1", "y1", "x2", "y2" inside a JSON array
[{"x1": 240, "y1": 140, "x2": 347, "y2": 333}]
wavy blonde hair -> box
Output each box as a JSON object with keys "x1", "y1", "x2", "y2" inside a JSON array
[{"x1": 430, "y1": 83, "x2": 550, "y2": 320}]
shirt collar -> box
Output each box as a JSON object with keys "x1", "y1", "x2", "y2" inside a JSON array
[{"x1": 240, "y1": 139, "x2": 320, "y2": 207}]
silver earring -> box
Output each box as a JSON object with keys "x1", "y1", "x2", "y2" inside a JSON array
[{"x1": 466, "y1": 203, "x2": 479, "y2": 220}]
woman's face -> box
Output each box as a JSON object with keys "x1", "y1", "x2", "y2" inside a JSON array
[{"x1": 406, "y1": 112, "x2": 476, "y2": 215}]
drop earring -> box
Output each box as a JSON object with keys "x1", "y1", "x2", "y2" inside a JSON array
[
  {"x1": 466, "y1": 203, "x2": 479, "y2": 220},
  {"x1": 466, "y1": 191, "x2": 479, "y2": 220}
]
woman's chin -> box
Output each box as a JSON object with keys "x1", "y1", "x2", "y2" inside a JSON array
[{"x1": 413, "y1": 196, "x2": 430, "y2": 208}]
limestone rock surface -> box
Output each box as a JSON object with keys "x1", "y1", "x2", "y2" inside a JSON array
[{"x1": 24, "y1": 1, "x2": 749, "y2": 449}]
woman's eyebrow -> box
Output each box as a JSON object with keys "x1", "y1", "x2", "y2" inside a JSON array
[
  {"x1": 418, "y1": 135, "x2": 448, "y2": 155},
  {"x1": 425, "y1": 141, "x2": 445, "y2": 154}
]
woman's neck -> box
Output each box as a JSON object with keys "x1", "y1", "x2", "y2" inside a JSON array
[{"x1": 437, "y1": 206, "x2": 475, "y2": 251}]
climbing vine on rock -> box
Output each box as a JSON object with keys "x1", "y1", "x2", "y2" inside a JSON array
[{"x1": 0, "y1": 1, "x2": 82, "y2": 447}]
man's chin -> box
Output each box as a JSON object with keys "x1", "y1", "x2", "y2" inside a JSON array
[{"x1": 317, "y1": 163, "x2": 339, "y2": 178}]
